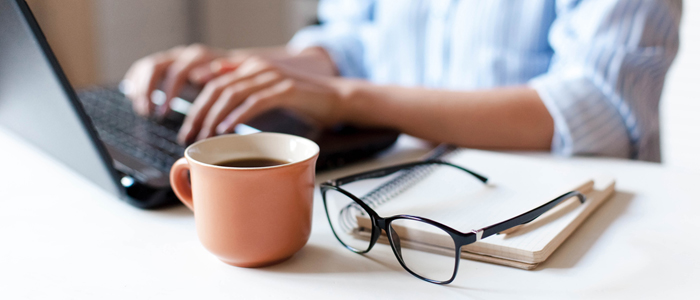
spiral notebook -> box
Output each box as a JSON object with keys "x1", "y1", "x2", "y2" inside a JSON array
[{"x1": 350, "y1": 147, "x2": 615, "y2": 270}]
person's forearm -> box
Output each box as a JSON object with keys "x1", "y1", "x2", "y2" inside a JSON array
[{"x1": 336, "y1": 82, "x2": 554, "y2": 150}]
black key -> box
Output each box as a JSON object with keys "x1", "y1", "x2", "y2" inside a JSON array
[{"x1": 78, "y1": 87, "x2": 184, "y2": 172}]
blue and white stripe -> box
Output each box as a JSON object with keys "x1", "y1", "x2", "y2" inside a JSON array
[{"x1": 289, "y1": 0, "x2": 682, "y2": 161}]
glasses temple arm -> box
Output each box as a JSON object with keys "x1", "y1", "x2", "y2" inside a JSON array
[
  {"x1": 332, "y1": 160, "x2": 488, "y2": 186},
  {"x1": 476, "y1": 191, "x2": 586, "y2": 240}
]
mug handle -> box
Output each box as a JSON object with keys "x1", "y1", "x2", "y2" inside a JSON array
[{"x1": 170, "y1": 158, "x2": 194, "y2": 211}]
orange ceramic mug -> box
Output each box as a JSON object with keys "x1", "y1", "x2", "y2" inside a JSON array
[{"x1": 170, "y1": 133, "x2": 319, "y2": 267}]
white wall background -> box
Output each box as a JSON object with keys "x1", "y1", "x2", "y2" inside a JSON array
[
  {"x1": 661, "y1": 1, "x2": 700, "y2": 172},
  {"x1": 93, "y1": 0, "x2": 318, "y2": 84},
  {"x1": 94, "y1": 0, "x2": 192, "y2": 84},
  {"x1": 199, "y1": 0, "x2": 317, "y2": 49}
]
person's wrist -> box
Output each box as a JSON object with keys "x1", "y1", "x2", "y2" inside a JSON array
[{"x1": 330, "y1": 78, "x2": 366, "y2": 124}]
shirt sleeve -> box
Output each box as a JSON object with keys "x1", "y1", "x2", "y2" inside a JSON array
[
  {"x1": 287, "y1": 0, "x2": 375, "y2": 78},
  {"x1": 529, "y1": 0, "x2": 681, "y2": 161}
]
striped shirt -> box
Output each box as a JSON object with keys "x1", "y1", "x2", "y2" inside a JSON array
[{"x1": 289, "y1": 0, "x2": 682, "y2": 161}]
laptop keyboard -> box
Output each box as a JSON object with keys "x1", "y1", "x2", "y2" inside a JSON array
[{"x1": 78, "y1": 88, "x2": 185, "y2": 173}]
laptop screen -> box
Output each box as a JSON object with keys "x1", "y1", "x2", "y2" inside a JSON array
[{"x1": 0, "y1": 0, "x2": 122, "y2": 196}]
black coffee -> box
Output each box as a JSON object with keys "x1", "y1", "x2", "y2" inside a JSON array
[{"x1": 214, "y1": 158, "x2": 289, "y2": 168}]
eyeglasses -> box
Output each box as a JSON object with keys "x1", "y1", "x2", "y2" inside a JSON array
[{"x1": 320, "y1": 160, "x2": 586, "y2": 284}]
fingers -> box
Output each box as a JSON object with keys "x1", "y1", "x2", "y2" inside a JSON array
[
  {"x1": 177, "y1": 74, "x2": 234, "y2": 144},
  {"x1": 216, "y1": 79, "x2": 296, "y2": 135},
  {"x1": 124, "y1": 55, "x2": 174, "y2": 116},
  {"x1": 159, "y1": 44, "x2": 219, "y2": 117},
  {"x1": 188, "y1": 58, "x2": 239, "y2": 86},
  {"x1": 123, "y1": 46, "x2": 184, "y2": 116},
  {"x1": 195, "y1": 71, "x2": 283, "y2": 141},
  {"x1": 176, "y1": 61, "x2": 277, "y2": 144},
  {"x1": 189, "y1": 49, "x2": 255, "y2": 85}
]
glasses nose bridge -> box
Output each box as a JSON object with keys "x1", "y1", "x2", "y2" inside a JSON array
[{"x1": 374, "y1": 217, "x2": 387, "y2": 229}]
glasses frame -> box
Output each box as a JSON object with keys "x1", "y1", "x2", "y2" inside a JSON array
[{"x1": 320, "y1": 160, "x2": 586, "y2": 284}]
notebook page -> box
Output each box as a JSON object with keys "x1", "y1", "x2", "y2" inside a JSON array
[
  {"x1": 465, "y1": 177, "x2": 615, "y2": 262},
  {"x1": 371, "y1": 150, "x2": 593, "y2": 229},
  {"x1": 357, "y1": 150, "x2": 603, "y2": 263},
  {"x1": 362, "y1": 179, "x2": 615, "y2": 265}
]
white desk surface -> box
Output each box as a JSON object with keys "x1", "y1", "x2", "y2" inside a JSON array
[{"x1": 1, "y1": 127, "x2": 698, "y2": 300}]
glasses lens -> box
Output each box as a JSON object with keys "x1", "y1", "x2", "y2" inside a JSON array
[
  {"x1": 323, "y1": 188, "x2": 373, "y2": 252},
  {"x1": 388, "y1": 218, "x2": 458, "y2": 283}
]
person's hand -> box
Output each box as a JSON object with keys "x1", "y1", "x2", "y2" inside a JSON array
[
  {"x1": 122, "y1": 44, "x2": 249, "y2": 117},
  {"x1": 177, "y1": 55, "x2": 347, "y2": 144}
]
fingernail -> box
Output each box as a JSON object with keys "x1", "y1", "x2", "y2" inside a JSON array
[
  {"x1": 217, "y1": 117, "x2": 235, "y2": 134},
  {"x1": 119, "y1": 80, "x2": 133, "y2": 94},
  {"x1": 215, "y1": 123, "x2": 228, "y2": 135}
]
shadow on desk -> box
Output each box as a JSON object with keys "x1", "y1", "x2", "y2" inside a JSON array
[
  {"x1": 261, "y1": 243, "x2": 406, "y2": 274},
  {"x1": 536, "y1": 190, "x2": 634, "y2": 270},
  {"x1": 146, "y1": 189, "x2": 634, "y2": 275},
  {"x1": 253, "y1": 192, "x2": 635, "y2": 276},
  {"x1": 151, "y1": 205, "x2": 191, "y2": 217}
]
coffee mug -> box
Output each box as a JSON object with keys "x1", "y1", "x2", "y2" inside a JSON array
[{"x1": 169, "y1": 132, "x2": 319, "y2": 267}]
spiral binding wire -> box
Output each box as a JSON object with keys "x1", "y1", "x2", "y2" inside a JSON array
[
  {"x1": 336, "y1": 145, "x2": 459, "y2": 234},
  {"x1": 360, "y1": 144, "x2": 457, "y2": 209},
  {"x1": 359, "y1": 164, "x2": 438, "y2": 209}
]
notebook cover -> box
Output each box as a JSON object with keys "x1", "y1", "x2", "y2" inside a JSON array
[{"x1": 366, "y1": 177, "x2": 615, "y2": 269}]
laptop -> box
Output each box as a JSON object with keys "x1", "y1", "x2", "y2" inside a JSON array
[{"x1": 0, "y1": 0, "x2": 399, "y2": 209}]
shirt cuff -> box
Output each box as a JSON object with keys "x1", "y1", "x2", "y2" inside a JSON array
[
  {"x1": 288, "y1": 25, "x2": 366, "y2": 78},
  {"x1": 529, "y1": 74, "x2": 631, "y2": 158}
]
